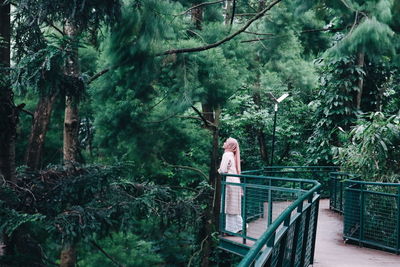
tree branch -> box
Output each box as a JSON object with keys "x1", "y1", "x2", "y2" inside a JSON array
[
  {"x1": 244, "y1": 31, "x2": 274, "y2": 36},
  {"x1": 177, "y1": 0, "x2": 224, "y2": 16},
  {"x1": 191, "y1": 105, "x2": 215, "y2": 129},
  {"x1": 241, "y1": 26, "x2": 347, "y2": 43},
  {"x1": 88, "y1": 68, "x2": 110, "y2": 84},
  {"x1": 165, "y1": 163, "x2": 208, "y2": 180},
  {"x1": 177, "y1": 115, "x2": 203, "y2": 121},
  {"x1": 235, "y1": 13, "x2": 258, "y2": 16},
  {"x1": 22, "y1": 109, "x2": 34, "y2": 117},
  {"x1": 159, "y1": 0, "x2": 283, "y2": 56},
  {"x1": 143, "y1": 112, "x2": 179, "y2": 124},
  {"x1": 90, "y1": 241, "x2": 125, "y2": 267},
  {"x1": 45, "y1": 20, "x2": 64, "y2": 35}
]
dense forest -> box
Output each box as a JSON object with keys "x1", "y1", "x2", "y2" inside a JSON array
[{"x1": 1, "y1": 0, "x2": 400, "y2": 266}]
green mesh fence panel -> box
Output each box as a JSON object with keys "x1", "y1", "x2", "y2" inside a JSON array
[
  {"x1": 329, "y1": 172, "x2": 359, "y2": 213},
  {"x1": 270, "y1": 240, "x2": 281, "y2": 267},
  {"x1": 344, "y1": 181, "x2": 400, "y2": 254},
  {"x1": 304, "y1": 202, "x2": 318, "y2": 266},
  {"x1": 282, "y1": 223, "x2": 296, "y2": 267},
  {"x1": 344, "y1": 184, "x2": 361, "y2": 240},
  {"x1": 294, "y1": 211, "x2": 307, "y2": 267}
]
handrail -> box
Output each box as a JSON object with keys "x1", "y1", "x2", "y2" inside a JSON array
[
  {"x1": 242, "y1": 166, "x2": 338, "y2": 198},
  {"x1": 238, "y1": 179, "x2": 321, "y2": 266},
  {"x1": 221, "y1": 173, "x2": 322, "y2": 184},
  {"x1": 242, "y1": 166, "x2": 338, "y2": 173},
  {"x1": 220, "y1": 171, "x2": 322, "y2": 266},
  {"x1": 345, "y1": 180, "x2": 400, "y2": 186}
]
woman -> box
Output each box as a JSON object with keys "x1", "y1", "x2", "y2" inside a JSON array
[{"x1": 218, "y1": 137, "x2": 243, "y2": 234}]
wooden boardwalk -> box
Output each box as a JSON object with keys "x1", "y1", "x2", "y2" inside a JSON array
[{"x1": 312, "y1": 199, "x2": 400, "y2": 267}]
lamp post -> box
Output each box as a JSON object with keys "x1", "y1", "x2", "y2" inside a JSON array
[{"x1": 267, "y1": 93, "x2": 289, "y2": 166}]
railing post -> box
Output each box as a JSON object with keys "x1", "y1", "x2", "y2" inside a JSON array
[
  {"x1": 310, "y1": 195, "x2": 320, "y2": 264},
  {"x1": 359, "y1": 184, "x2": 365, "y2": 246},
  {"x1": 396, "y1": 186, "x2": 400, "y2": 254},
  {"x1": 220, "y1": 175, "x2": 226, "y2": 233},
  {"x1": 339, "y1": 174, "x2": 344, "y2": 212},
  {"x1": 299, "y1": 196, "x2": 312, "y2": 267},
  {"x1": 331, "y1": 172, "x2": 335, "y2": 210},
  {"x1": 242, "y1": 183, "x2": 247, "y2": 244},
  {"x1": 268, "y1": 178, "x2": 273, "y2": 226}
]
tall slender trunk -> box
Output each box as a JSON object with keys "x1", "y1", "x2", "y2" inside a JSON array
[
  {"x1": 25, "y1": 92, "x2": 57, "y2": 170},
  {"x1": 356, "y1": 52, "x2": 365, "y2": 110},
  {"x1": 258, "y1": 0, "x2": 266, "y2": 11},
  {"x1": 61, "y1": 21, "x2": 80, "y2": 267},
  {"x1": 1, "y1": 2, "x2": 17, "y2": 262},
  {"x1": 376, "y1": 83, "x2": 385, "y2": 112},
  {"x1": 253, "y1": 91, "x2": 269, "y2": 163},
  {"x1": 63, "y1": 22, "x2": 80, "y2": 167},
  {"x1": 210, "y1": 106, "x2": 221, "y2": 228},
  {"x1": 200, "y1": 104, "x2": 221, "y2": 267},
  {"x1": 225, "y1": 0, "x2": 233, "y2": 25},
  {"x1": 257, "y1": 129, "x2": 268, "y2": 163},
  {"x1": 191, "y1": 3, "x2": 203, "y2": 30},
  {"x1": 60, "y1": 244, "x2": 76, "y2": 267},
  {"x1": 192, "y1": 5, "x2": 221, "y2": 266},
  {"x1": 0, "y1": 1, "x2": 16, "y2": 183}
]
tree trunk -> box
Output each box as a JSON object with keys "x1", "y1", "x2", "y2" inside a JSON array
[
  {"x1": 258, "y1": 0, "x2": 266, "y2": 11},
  {"x1": 253, "y1": 89, "x2": 269, "y2": 164},
  {"x1": 192, "y1": 5, "x2": 220, "y2": 266},
  {"x1": 63, "y1": 95, "x2": 79, "y2": 165},
  {"x1": 356, "y1": 52, "x2": 365, "y2": 110},
  {"x1": 191, "y1": 3, "x2": 203, "y2": 30},
  {"x1": 200, "y1": 104, "x2": 221, "y2": 267},
  {"x1": 257, "y1": 129, "x2": 269, "y2": 163},
  {"x1": 225, "y1": 0, "x2": 233, "y2": 25},
  {"x1": 25, "y1": 93, "x2": 57, "y2": 170},
  {"x1": 63, "y1": 22, "x2": 80, "y2": 167},
  {"x1": 0, "y1": 1, "x2": 16, "y2": 183},
  {"x1": 210, "y1": 106, "x2": 221, "y2": 231},
  {"x1": 376, "y1": 83, "x2": 385, "y2": 112},
  {"x1": 60, "y1": 245, "x2": 76, "y2": 267},
  {"x1": 61, "y1": 21, "x2": 80, "y2": 267}
]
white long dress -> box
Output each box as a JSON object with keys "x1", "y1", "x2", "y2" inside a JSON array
[{"x1": 218, "y1": 151, "x2": 243, "y2": 233}]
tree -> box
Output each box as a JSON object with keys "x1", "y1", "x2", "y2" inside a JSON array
[{"x1": 0, "y1": 0, "x2": 16, "y2": 182}]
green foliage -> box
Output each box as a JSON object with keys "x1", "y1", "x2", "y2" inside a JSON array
[
  {"x1": 334, "y1": 112, "x2": 400, "y2": 181},
  {"x1": 0, "y1": 210, "x2": 45, "y2": 236},
  {"x1": 78, "y1": 232, "x2": 162, "y2": 267},
  {"x1": 307, "y1": 55, "x2": 360, "y2": 164},
  {"x1": 332, "y1": 17, "x2": 395, "y2": 58},
  {"x1": 12, "y1": 44, "x2": 67, "y2": 96},
  {"x1": 0, "y1": 164, "x2": 205, "y2": 264}
]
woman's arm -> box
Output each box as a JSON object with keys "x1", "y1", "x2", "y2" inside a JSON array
[{"x1": 218, "y1": 153, "x2": 231, "y2": 174}]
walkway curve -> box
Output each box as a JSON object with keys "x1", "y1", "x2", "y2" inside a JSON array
[{"x1": 313, "y1": 199, "x2": 400, "y2": 267}]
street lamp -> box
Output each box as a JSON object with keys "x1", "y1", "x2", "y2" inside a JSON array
[{"x1": 267, "y1": 92, "x2": 289, "y2": 166}]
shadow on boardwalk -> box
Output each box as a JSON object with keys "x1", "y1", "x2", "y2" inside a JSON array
[{"x1": 313, "y1": 199, "x2": 399, "y2": 267}]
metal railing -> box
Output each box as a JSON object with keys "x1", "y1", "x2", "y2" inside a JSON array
[
  {"x1": 329, "y1": 172, "x2": 359, "y2": 213},
  {"x1": 343, "y1": 180, "x2": 400, "y2": 254},
  {"x1": 243, "y1": 166, "x2": 338, "y2": 198},
  {"x1": 220, "y1": 173, "x2": 321, "y2": 266}
]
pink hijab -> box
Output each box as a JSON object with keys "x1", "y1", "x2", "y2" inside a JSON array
[{"x1": 223, "y1": 137, "x2": 241, "y2": 174}]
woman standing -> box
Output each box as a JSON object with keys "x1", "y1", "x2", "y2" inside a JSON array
[{"x1": 218, "y1": 137, "x2": 243, "y2": 233}]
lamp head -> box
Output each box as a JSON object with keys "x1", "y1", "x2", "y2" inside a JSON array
[{"x1": 276, "y1": 93, "x2": 289, "y2": 103}]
